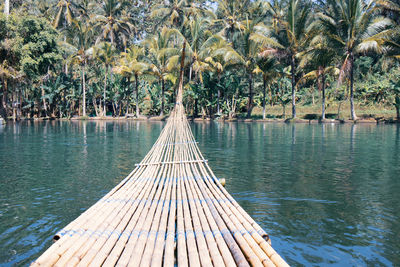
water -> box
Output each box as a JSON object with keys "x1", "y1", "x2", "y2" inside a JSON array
[{"x1": 0, "y1": 121, "x2": 399, "y2": 266}]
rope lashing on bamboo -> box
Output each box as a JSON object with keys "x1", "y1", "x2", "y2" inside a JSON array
[{"x1": 31, "y1": 41, "x2": 289, "y2": 267}]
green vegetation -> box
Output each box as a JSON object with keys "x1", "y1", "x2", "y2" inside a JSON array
[{"x1": 1, "y1": 0, "x2": 400, "y2": 121}]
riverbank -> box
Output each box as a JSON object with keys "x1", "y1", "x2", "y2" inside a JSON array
[
  {"x1": 2, "y1": 103, "x2": 399, "y2": 124},
  {"x1": 3, "y1": 115, "x2": 399, "y2": 124}
]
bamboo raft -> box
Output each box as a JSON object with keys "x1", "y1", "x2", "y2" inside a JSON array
[{"x1": 32, "y1": 43, "x2": 289, "y2": 267}]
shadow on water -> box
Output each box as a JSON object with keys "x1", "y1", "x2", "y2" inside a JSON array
[{"x1": 0, "y1": 121, "x2": 399, "y2": 266}]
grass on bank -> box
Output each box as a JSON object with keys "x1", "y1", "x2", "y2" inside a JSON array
[{"x1": 244, "y1": 101, "x2": 397, "y2": 121}]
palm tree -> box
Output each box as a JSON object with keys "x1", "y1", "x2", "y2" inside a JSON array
[
  {"x1": 183, "y1": 16, "x2": 214, "y2": 82},
  {"x1": 151, "y1": 0, "x2": 209, "y2": 29},
  {"x1": 70, "y1": 19, "x2": 94, "y2": 117},
  {"x1": 376, "y1": 0, "x2": 400, "y2": 24},
  {"x1": 114, "y1": 45, "x2": 148, "y2": 117},
  {"x1": 53, "y1": 0, "x2": 77, "y2": 74},
  {"x1": 200, "y1": 34, "x2": 244, "y2": 115},
  {"x1": 94, "y1": 0, "x2": 134, "y2": 50},
  {"x1": 375, "y1": 0, "x2": 400, "y2": 58},
  {"x1": 315, "y1": 0, "x2": 390, "y2": 120},
  {"x1": 213, "y1": 0, "x2": 250, "y2": 46},
  {"x1": 144, "y1": 27, "x2": 180, "y2": 116},
  {"x1": 298, "y1": 34, "x2": 339, "y2": 120},
  {"x1": 375, "y1": 0, "x2": 400, "y2": 120},
  {"x1": 95, "y1": 42, "x2": 116, "y2": 116},
  {"x1": 163, "y1": 17, "x2": 217, "y2": 86},
  {"x1": 151, "y1": 0, "x2": 188, "y2": 28},
  {"x1": 235, "y1": 19, "x2": 264, "y2": 118},
  {"x1": 254, "y1": 56, "x2": 279, "y2": 120},
  {"x1": 53, "y1": 0, "x2": 75, "y2": 28},
  {"x1": 251, "y1": 0, "x2": 312, "y2": 118}
]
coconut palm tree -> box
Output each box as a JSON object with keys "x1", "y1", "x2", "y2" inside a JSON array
[
  {"x1": 251, "y1": 0, "x2": 312, "y2": 118},
  {"x1": 95, "y1": 42, "x2": 116, "y2": 116},
  {"x1": 151, "y1": 0, "x2": 209, "y2": 29},
  {"x1": 235, "y1": 18, "x2": 264, "y2": 118},
  {"x1": 53, "y1": 0, "x2": 76, "y2": 28},
  {"x1": 151, "y1": 0, "x2": 188, "y2": 28},
  {"x1": 53, "y1": 0, "x2": 77, "y2": 74},
  {"x1": 315, "y1": 0, "x2": 390, "y2": 120},
  {"x1": 183, "y1": 16, "x2": 214, "y2": 82},
  {"x1": 298, "y1": 34, "x2": 339, "y2": 120},
  {"x1": 376, "y1": 0, "x2": 400, "y2": 24},
  {"x1": 172, "y1": 28, "x2": 242, "y2": 116},
  {"x1": 94, "y1": 0, "x2": 134, "y2": 50},
  {"x1": 114, "y1": 45, "x2": 148, "y2": 117},
  {"x1": 144, "y1": 27, "x2": 180, "y2": 116},
  {"x1": 200, "y1": 34, "x2": 236, "y2": 115},
  {"x1": 213, "y1": 0, "x2": 250, "y2": 47},
  {"x1": 70, "y1": 19, "x2": 94, "y2": 117},
  {"x1": 374, "y1": 0, "x2": 400, "y2": 59},
  {"x1": 254, "y1": 56, "x2": 279, "y2": 120}
]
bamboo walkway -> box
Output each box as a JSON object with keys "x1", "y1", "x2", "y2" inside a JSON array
[{"x1": 32, "y1": 43, "x2": 289, "y2": 267}]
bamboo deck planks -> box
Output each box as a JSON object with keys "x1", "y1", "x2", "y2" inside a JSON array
[{"x1": 32, "y1": 43, "x2": 289, "y2": 267}]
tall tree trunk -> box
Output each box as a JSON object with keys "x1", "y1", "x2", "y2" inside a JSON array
[
  {"x1": 246, "y1": 71, "x2": 253, "y2": 118},
  {"x1": 269, "y1": 83, "x2": 273, "y2": 106},
  {"x1": 312, "y1": 85, "x2": 315, "y2": 105},
  {"x1": 0, "y1": 78, "x2": 7, "y2": 119},
  {"x1": 125, "y1": 77, "x2": 130, "y2": 116},
  {"x1": 18, "y1": 89, "x2": 22, "y2": 120},
  {"x1": 194, "y1": 99, "x2": 198, "y2": 117},
  {"x1": 112, "y1": 102, "x2": 116, "y2": 116},
  {"x1": 282, "y1": 103, "x2": 286, "y2": 119},
  {"x1": 12, "y1": 90, "x2": 16, "y2": 121},
  {"x1": 41, "y1": 87, "x2": 48, "y2": 117},
  {"x1": 160, "y1": 78, "x2": 165, "y2": 116},
  {"x1": 291, "y1": 55, "x2": 296, "y2": 118},
  {"x1": 103, "y1": 66, "x2": 107, "y2": 116},
  {"x1": 321, "y1": 71, "x2": 326, "y2": 120},
  {"x1": 4, "y1": 0, "x2": 9, "y2": 16},
  {"x1": 217, "y1": 88, "x2": 221, "y2": 116},
  {"x1": 63, "y1": 16, "x2": 68, "y2": 75},
  {"x1": 125, "y1": 100, "x2": 129, "y2": 116},
  {"x1": 176, "y1": 41, "x2": 186, "y2": 104},
  {"x1": 349, "y1": 53, "x2": 357, "y2": 120},
  {"x1": 263, "y1": 77, "x2": 267, "y2": 120},
  {"x1": 135, "y1": 73, "x2": 140, "y2": 117},
  {"x1": 93, "y1": 97, "x2": 99, "y2": 117},
  {"x1": 82, "y1": 62, "x2": 87, "y2": 117},
  {"x1": 217, "y1": 74, "x2": 221, "y2": 116},
  {"x1": 98, "y1": 98, "x2": 102, "y2": 116},
  {"x1": 395, "y1": 95, "x2": 400, "y2": 121},
  {"x1": 64, "y1": 36, "x2": 68, "y2": 74}
]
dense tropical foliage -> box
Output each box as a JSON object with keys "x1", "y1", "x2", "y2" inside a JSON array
[{"x1": 1, "y1": 0, "x2": 400, "y2": 121}]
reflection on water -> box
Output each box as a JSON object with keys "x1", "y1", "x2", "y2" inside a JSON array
[{"x1": 0, "y1": 121, "x2": 399, "y2": 266}]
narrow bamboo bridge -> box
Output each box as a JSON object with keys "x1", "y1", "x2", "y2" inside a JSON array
[{"x1": 32, "y1": 44, "x2": 289, "y2": 267}]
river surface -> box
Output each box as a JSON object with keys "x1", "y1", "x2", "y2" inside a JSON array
[{"x1": 0, "y1": 121, "x2": 399, "y2": 266}]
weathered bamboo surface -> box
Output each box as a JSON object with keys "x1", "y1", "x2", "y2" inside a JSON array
[{"x1": 32, "y1": 44, "x2": 289, "y2": 266}]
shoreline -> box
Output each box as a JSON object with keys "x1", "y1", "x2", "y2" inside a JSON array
[{"x1": 2, "y1": 115, "x2": 399, "y2": 124}]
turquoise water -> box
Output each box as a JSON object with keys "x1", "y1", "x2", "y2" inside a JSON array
[{"x1": 0, "y1": 121, "x2": 399, "y2": 266}]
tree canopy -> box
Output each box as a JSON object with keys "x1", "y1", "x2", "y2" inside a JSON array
[{"x1": 1, "y1": 0, "x2": 399, "y2": 121}]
